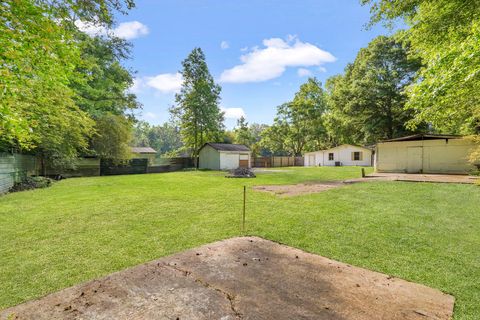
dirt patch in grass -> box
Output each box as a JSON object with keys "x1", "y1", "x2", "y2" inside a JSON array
[
  {"x1": 0, "y1": 237, "x2": 454, "y2": 320},
  {"x1": 253, "y1": 181, "x2": 348, "y2": 196}
]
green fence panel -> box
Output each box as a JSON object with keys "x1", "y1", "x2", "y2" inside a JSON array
[{"x1": 0, "y1": 153, "x2": 38, "y2": 194}]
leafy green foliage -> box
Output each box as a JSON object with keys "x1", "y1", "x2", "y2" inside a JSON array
[
  {"x1": 171, "y1": 48, "x2": 224, "y2": 159},
  {"x1": 10, "y1": 176, "x2": 53, "y2": 193},
  {"x1": 248, "y1": 123, "x2": 270, "y2": 156},
  {"x1": 71, "y1": 33, "x2": 139, "y2": 161},
  {"x1": 132, "y1": 121, "x2": 183, "y2": 156},
  {"x1": 0, "y1": 0, "x2": 139, "y2": 166},
  {"x1": 326, "y1": 35, "x2": 423, "y2": 144},
  {"x1": 47, "y1": 0, "x2": 135, "y2": 25},
  {"x1": 262, "y1": 78, "x2": 329, "y2": 155},
  {"x1": 72, "y1": 34, "x2": 140, "y2": 117},
  {"x1": 234, "y1": 116, "x2": 254, "y2": 146},
  {"x1": 91, "y1": 114, "x2": 132, "y2": 160},
  {"x1": 225, "y1": 121, "x2": 270, "y2": 156},
  {"x1": 0, "y1": 0, "x2": 90, "y2": 150},
  {"x1": 362, "y1": 0, "x2": 480, "y2": 134}
]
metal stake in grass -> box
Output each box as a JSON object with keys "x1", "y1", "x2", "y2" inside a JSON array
[{"x1": 242, "y1": 185, "x2": 246, "y2": 233}]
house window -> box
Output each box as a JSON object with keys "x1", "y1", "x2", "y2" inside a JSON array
[
  {"x1": 353, "y1": 151, "x2": 362, "y2": 161},
  {"x1": 328, "y1": 153, "x2": 334, "y2": 161}
]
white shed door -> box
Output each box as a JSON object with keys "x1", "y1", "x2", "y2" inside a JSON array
[
  {"x1": 308, "y1": 155, "x2": 315, "y2": 166},
  {"x1": 222, "y1": 153, "x2": 239, "y2": 170},
  {"x1": 407, "y1": 147, "x2": 423, "y2": 173}
]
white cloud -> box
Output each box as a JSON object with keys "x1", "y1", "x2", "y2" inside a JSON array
[
  {"x1": 75, "y1": 20, "x2": 149, "y2": 40},
  {"x1": 114, "y1": 21, "x2": 149, "y2": 40},
  {"x1": 220, "y1": 36, "x2": 336, "y2": 83},
  {"x1": 240, "y1": 46, "x2": 249, "y2": 52},
  {"x1": 220, "y1": 41, "x2": 230, "y2": 50},
  {"x1": 318, "y1": 66, "x2": 327, "y2": 73},
  {"x1": 297, "y1": 68, "x2": 312, "y2": 77},
  {"x1": 145, "y1": 73, "x2": 183, "y2": 94},
  {"x1": 221, "y1": 107, "x2": 246, "y2": 119},
  {"x1": 144, "y1": 112, "x2": 158, "y2": 119}
]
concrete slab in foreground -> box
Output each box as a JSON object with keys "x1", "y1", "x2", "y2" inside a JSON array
[{"x1": 1, "y1": 237, "x2": 454, "y2": 320}]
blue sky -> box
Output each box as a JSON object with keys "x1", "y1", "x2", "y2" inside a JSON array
[{"x1": 95, "y1": 0, "x2": 394, "y2": 128}]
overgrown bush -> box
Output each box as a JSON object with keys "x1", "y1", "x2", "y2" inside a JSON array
[{"x1": 10, "y1": 176, "x2": 53, "y2": 192}]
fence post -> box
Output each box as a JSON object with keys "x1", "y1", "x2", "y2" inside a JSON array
[{"x1": 242, "y1": 186, "x2": 246, "y2": 233}]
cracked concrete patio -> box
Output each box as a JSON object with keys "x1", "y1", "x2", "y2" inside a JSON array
[{"x1": 0, "y1": 237, "x2": 454, "y2": 320}]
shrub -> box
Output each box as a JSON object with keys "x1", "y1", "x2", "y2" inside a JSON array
[{"x1": 10, "y1": 176, "x2": 53, "y2": 192}]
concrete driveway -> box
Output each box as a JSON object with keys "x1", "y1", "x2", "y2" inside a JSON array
[{"x1": 367, "y1": 172, "x2": 478, "y2": 184}]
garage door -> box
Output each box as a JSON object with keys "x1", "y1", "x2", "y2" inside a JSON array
[{"x1": 239, "y1": 154, "x2": 249, "y2": 168}]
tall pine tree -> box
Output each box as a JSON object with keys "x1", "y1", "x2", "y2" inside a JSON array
[{"x1": 171, "y1": 48, "x2": 224, "y2": 163}]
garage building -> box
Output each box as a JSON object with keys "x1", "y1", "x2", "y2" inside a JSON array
[
  {"x1": 199, "y1": 143, "x2": 251, "y2": 170},
  {"x1": 375, "y1": 134, "x2": 476, "y2": 174}
]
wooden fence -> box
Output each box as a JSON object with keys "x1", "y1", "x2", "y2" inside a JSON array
[
  {"x1": 99, "y1": 157, "x2": 195, "y2": 176},
  {"x1": 100, "y1": 158, "x2": 148, "y2": 176},
  {"x1": 0, "y1": 153, "x2": 38, "y2": 194},
  {"x1": 147, "y1": 157, "x2": 195, "y2": 174},
  {"x1": 252, "y1": 156, "x2": 304, "y2": 168}
]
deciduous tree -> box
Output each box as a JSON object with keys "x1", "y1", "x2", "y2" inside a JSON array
[
  {"x1": 326, "y1": 35, "x2": 422, "y2": 145},
  {"x1": 261, "y1": 78, "x2": 329, "y2": 156},
  {"x1": 362, "y1": 0, "x2": 480, "y2": 134},
  {"x1": 132, "y1": 121, "x2": 183, "y2": 156},
  {"x1": 170, "y1": 48, "x2": 224, "y2": 163},
  {"x1": 92, "y1": 113, "x2": 132, "y2": 160},
  {"x1": 234, "y1": 116, "x2": 254, "y2": 146},
  {"x1": 0, "y1": 0, "x2": 137, "y2": 167}
]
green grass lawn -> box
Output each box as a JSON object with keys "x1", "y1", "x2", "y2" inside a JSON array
[{"x1": 1, "y1": 167, "x2": 479, "y2": 319}]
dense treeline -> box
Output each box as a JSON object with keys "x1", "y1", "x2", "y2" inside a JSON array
[
  {"x1": 3, "y1": 0, "x2": 479, "y2": 166},
  {"x1": 133, "y1": 35, "x2": 426, "y2": 157},
  {"x1": 1, "y1": 0, "x2": 138, "y2": 168},
  {"x1": 362, "y1": 0, "x2": 480, "y2": 163},
  {"x1": 136, "y1": 0, "x2": 478, "y2": 164}
]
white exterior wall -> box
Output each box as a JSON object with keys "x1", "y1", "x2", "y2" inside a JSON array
[
  {"x1": 219, "y1": 151, "x2": 251, "y2": 170},
  {"x1": 376, "y1": 138, "x2": 476, "y2": 174},
  {"x1": 220, "y1": 152, "x2": 239, "y2": 170},
  {"x1": 304, "y1": 151, "x2": 323, "y2": 167},
  {"x1": 199, "y1": 145, "x2": 220, "y2": 170},
  {"x1": 305, "y1": 145, "x2": 372, "y2": 167}
]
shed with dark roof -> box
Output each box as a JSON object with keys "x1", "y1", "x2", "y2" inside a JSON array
[
  {"x1": 131, "y1": 147, "x2": 157, "y2": 165},
  {"x1": 131, "y1": 147, "x2": 157, "y2": 154},
  {"x1": 199, "y1": 143, "x2": 251, "y2": 170}
]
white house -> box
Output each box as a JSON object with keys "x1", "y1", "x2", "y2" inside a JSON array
[
  {"x1": 199, "y1": 143, "x2": 251, "y2": 170},
  {"x1": 304, "y1": 144, "x2": 373, "y2": 167},
  {"x1": 376, "y1": 134, "x2": 476, "y2": 174}
]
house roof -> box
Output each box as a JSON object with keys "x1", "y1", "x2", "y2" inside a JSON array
[
  {"x1": 304, "y1": 144, "x2": 371, "y2": 154},
  {"x1": 201, "y1": 143, "x2": 250, "y2": 152},
  {"x1": 380, "y1": 134, "x2": 462, "y2": 142},
  {"x1": 131, "y1": 147, "x2": 157, "y2": 154}
]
